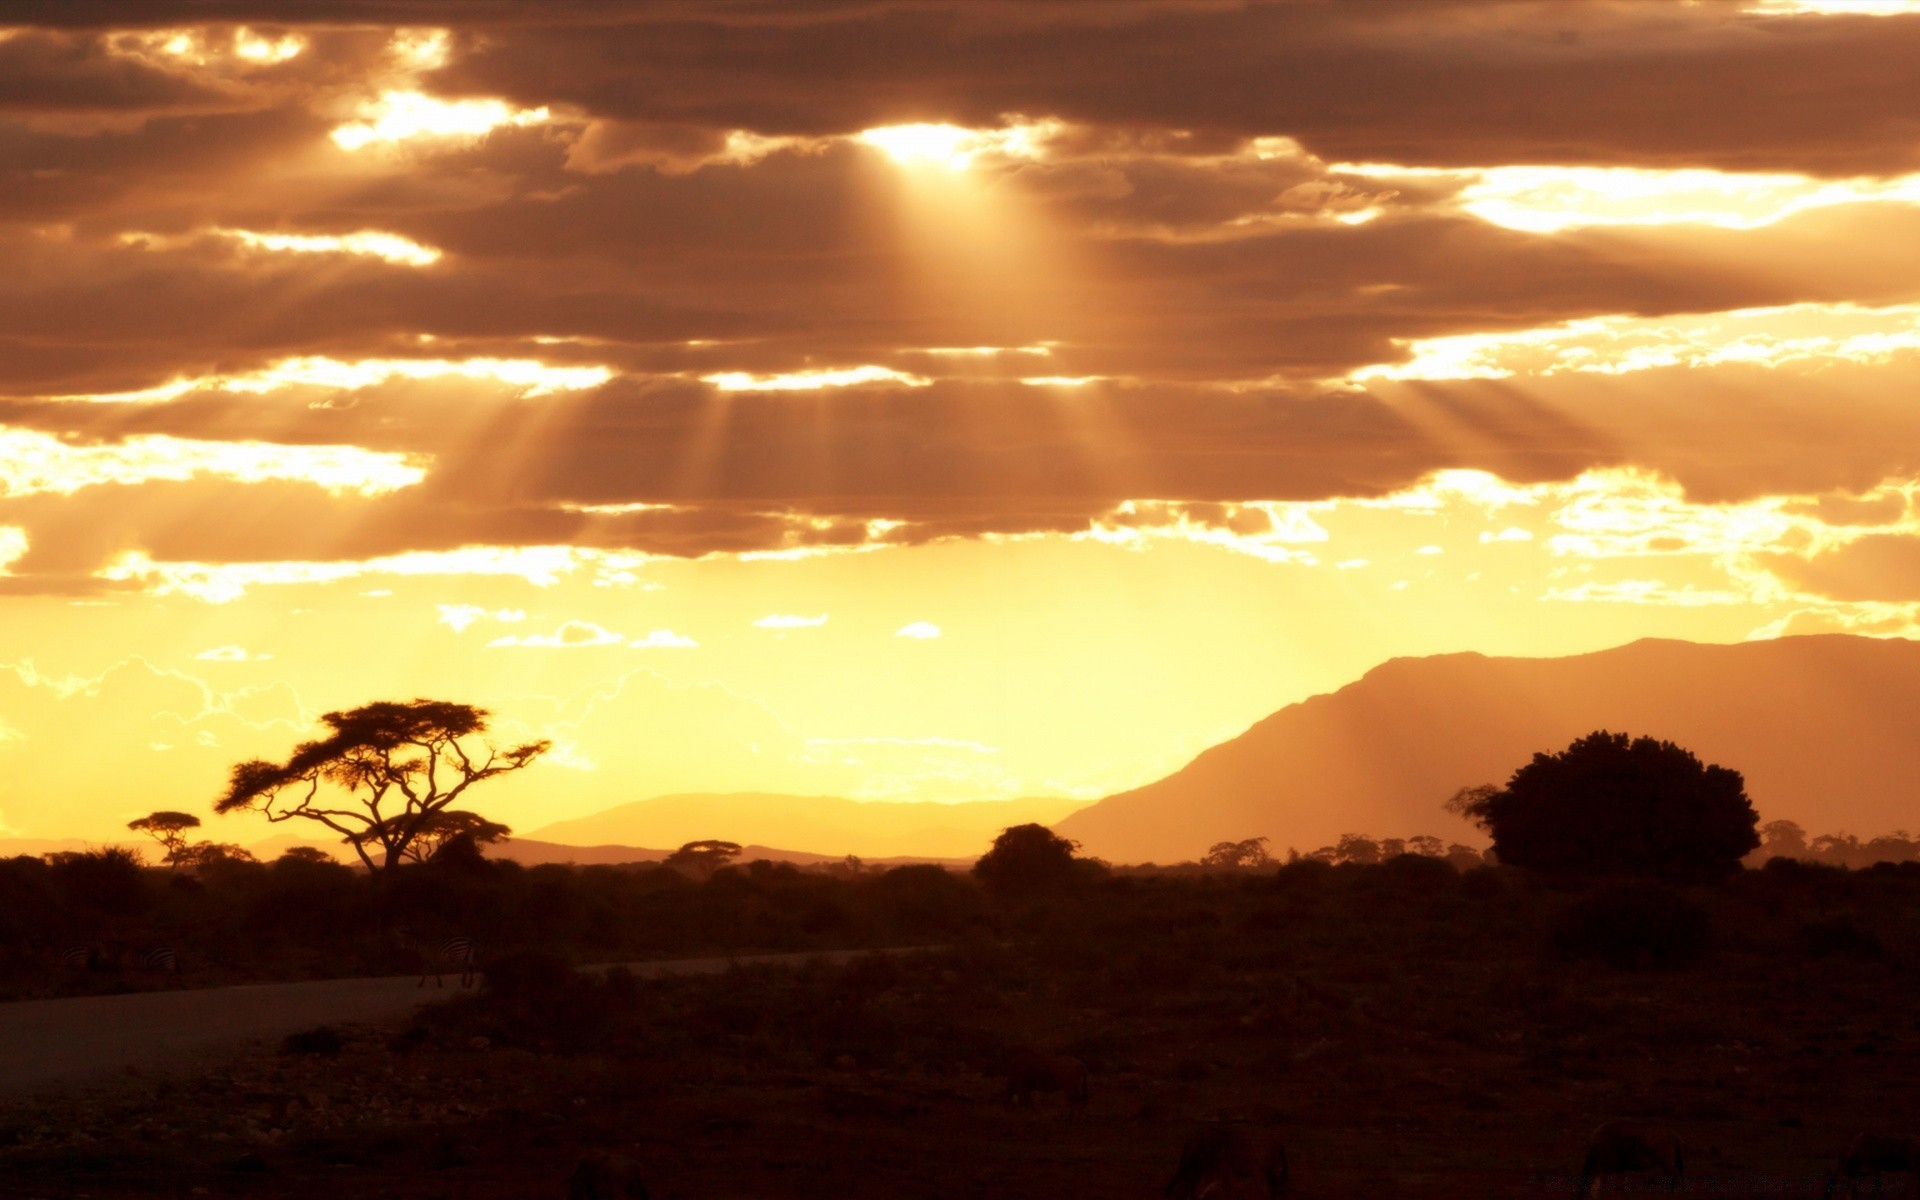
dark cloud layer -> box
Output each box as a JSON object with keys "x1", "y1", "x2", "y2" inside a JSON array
[{"x1": 3, "y1": 0, "x2": 1920, "y2": 585}]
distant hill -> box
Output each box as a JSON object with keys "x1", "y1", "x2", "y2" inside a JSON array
[
  {"x1": 491, "y1": 838, "x2": 968, "y2": 870},
  {"x1": 1055, "y1": 635, "x2": 1920, "y2": 865},
  {"x1": 525, "y1": 792, "x2": 1088, "y2": 860}
]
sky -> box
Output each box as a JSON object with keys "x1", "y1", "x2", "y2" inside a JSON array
[{"x1": 6, "y1": 0, "x2": 1920, "y2": 846}]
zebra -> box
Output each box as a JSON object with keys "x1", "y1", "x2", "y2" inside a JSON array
[
  {"x1": 1000, "y1": 1047, "x2": 1089, "y2": 1119},
  {"x1": 1576, "y1": 1120, "x2": 1684, "y2": 1199},
  {"x1": 132, "y1": 946, "x2": 178, "y2": 975},
  {"x1": 399, "y1": 929, "x2": 478, "y2": 988},
  {"x1": 1827, "y1": 1133, "x2": 1920, "y2": 1200},
  {"x1": 1165, "y1": 1121, "x2": 1289, "y2": 1199},
  {"x1": 58, "y1": 944, "x2": 101, "y2": 972}
]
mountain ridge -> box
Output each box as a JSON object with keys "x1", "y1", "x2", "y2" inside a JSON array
[{"x1": 1055, "y1": 634, "x2": 1920, "y2": 864}]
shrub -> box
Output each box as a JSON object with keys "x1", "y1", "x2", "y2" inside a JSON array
[{"x1": 1547, "y1": 882, "x2": 1713, "y2": 969}]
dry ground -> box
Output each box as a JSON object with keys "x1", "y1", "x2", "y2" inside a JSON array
[{"x1": 0, "y1": 865, "x2": 1909, "y2": 1199}]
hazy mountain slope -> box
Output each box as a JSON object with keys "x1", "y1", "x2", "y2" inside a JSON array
[
  {"x1": 525, "y1": 793, "x2": 1089, "y2": 860},
  {"x1": 1055, "y1": 635, "x2": 1920, "y2": 864}
]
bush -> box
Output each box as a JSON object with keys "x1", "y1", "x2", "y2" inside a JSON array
[
  {"x1": 1466, "y1": 731, "x2": 1759, "y2": 883},
  {"x1": 1547, "y1": 882, "x2": 1713, "y2": 970}
]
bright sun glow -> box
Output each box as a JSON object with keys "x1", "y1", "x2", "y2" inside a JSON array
[
  {"x1": 856, "y1": 120, "x2": 1060, "y2": 171},
  {"x1": 331, "y1": 90, "x2": 551, "y2": 151}
]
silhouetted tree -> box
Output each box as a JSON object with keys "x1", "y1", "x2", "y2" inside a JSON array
[
  {"x1": 1455, "y1": 731, "x2": 1759, "y2": 882},
  {"x1": 276, "y1": 846, "x2": 337, "y2": 866},
  {"x1": 215, "y1": 699, "x2": 548, "y2": 871},
  {"x1": 176, "y1": 842, "x2": 258, "y2": 871},
  {"x1": 1757, "y1": 819, "x2": 1809, "y2": 860},
  {"x1": 973, "y1": 823, "x2": 1084, "y2": 894},
  {"x1": 664, "y1": 839, "x2": 742, "y2": 880},
  {"x1": 1202, "y1": 837, "x2": 1272, "y2": 869},
  {"x1": 370, "y1": 810, "x2": 513, "y2": 864},
  {"x1": 126, "y1": 811, "x2": 201, "y2": 868}
]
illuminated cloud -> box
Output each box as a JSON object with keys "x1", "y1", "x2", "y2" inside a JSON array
[
  {"x1": 857, "y1": 119, "x2": 1061, "y2": 171},
  {"x1": 895, "y1": 621, "x2": 941, "y2": 639},
  {"x1": 488, "y1": 620, "x2": 624, "y2": 648},
  {"x1": 701, "y1": 367, "x2": 930, "y2": 392},
  {"x1": 106, "y1": 26, "x2": 305, "y2": 70},
  {"x1": 1351, "y1": 302, "x2": 1920, "y2": 382},
  {"x1": 916, "y1": 344, "x2": 1055, "y2": 358},
  {"x1": 754, "y1": 614, "x2": 828, "y2": 628},
  {"x1": 0, "y1": 527, "x2": 25, "y2": 573},
  {"x1": 388, "y1": 28, "x2": 450, "y2": 69},
  {"x1": 1747, "y1": 0, "x2": 1920, "y2": 13},
  {"x1": 331, "y1": 90, "x2": 552, "y2": 151},
  {"x1": 436, "y1": 604, "x2": 527, "y2": 632},
  {"x1": 233, "y1": 28, "x2": 304, "y2": 64},
  {"x1": 1083, "y1": 500, "x2": 1328, "y2": 564},
  {"x1": 1544, "y1": 581, "x2": 1753, "y2": 607},
  {"x1": 631, "y1": 629, "x2": 698, "y2": 648},
  {"x1": 99, "y1": 546, "x2": 640, "y2": 604},
  {"x1": 195, "y1": 645, "x2": 274, "y2": 662},
  {"x1": 0, "y1": 429, "x2": 427, "y2": 497},
  {"x1": 219, "y1": 228, "x2": 443, "y2": 267},
  {"x1": 49, "y1": 356, "x2": 612, "y2": 404},
  {"x1": 1335, "y1": 161, "x2": 1920, "y2": 233}
]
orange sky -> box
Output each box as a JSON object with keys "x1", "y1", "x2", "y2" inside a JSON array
[{"x1": 5, "y1": 0, "x2": 1920, "y2": 845}]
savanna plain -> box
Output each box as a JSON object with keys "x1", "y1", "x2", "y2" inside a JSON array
[{"x1": 0, "y1": 845, "x2": 1910, "y2": 1199}]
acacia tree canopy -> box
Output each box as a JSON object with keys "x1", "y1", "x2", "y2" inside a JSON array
[
  {"x1": 214, "y1": 699, "x2": 548, "y2": 871},
  {"x1": 1460, "y1": 730, "x2": 1759, "y2": 882},
  {"x1": 126, "y1": 811, "x2": 201, "y2": 867}
]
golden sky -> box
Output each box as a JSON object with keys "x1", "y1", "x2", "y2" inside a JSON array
[{"x1": 5, "y1": 0, "x2": 1920, "y2": 844}]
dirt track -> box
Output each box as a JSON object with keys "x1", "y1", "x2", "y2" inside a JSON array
[{"x1": 0, "y1": 948, "x2": 897, "y2": 1098}]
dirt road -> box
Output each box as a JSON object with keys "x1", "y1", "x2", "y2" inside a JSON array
[{"x1": 0, "y1": 947, "x2": 903, "y2": 1098}]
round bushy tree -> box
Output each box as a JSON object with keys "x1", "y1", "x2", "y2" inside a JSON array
[
  {"x1": 1462, "y1": 731, "x2": 1759, "y2": 882},
  {"x1": 973, "y1": 824, "x2": 1084, "y2": 894}
]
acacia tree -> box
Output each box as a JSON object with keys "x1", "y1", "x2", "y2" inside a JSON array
[
  {"x1": 215, "y1": 699, "x2": 548, "y2": 871},
  {"x1": 373, "y1": 810, "x2": 514, "y2": 864},
  {"x1": 664, "y1": 839, "x2": 742, "y2": 880},
  {"x1": 126, "y1": 811, "x2": 201, "y2": 868},
  {"x1": 1203, "y1": 837, "x2": 1273, "y2": 870}
]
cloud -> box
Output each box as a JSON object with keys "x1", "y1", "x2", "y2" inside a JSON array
[
  {"x1": 0, "y1": 526, "x2": 24, "y2": 572},
  {"x1": 194, "y1": 644, "x2": 272, "y2": 661},
  {"x1": 436, "y1": 603, "x2": 526, "y2": 632},
  {"x1": 753, "y1": 613, "x2": 828, "y2": 628},
  {"x1": 487, "y1": 619, "x2": 625, "y2": 648},
  {"x1": 630, "y1": 628, "x2": 697, "y2": 648},
  {"x1": 895, "y1": 621, "x2": 940, "y2": 639},
  {"x1": 0, "y1": 428, "x2": 427, "y2": 496}
]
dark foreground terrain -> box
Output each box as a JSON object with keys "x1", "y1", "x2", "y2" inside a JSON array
[{"x1": 3, "y1": 857, "x2": 1915, "y2": 1199}]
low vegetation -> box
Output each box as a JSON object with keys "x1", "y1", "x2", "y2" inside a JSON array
[{"x1": 5, "y1": 849, "x2": 1920, "y2": 1196}]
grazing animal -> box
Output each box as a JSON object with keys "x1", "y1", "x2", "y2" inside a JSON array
[
  {"x1": 58, "y1": 944, "x2": 99, "y2": 972},
  {"x1": 400, "y1": 929, "x2": 478, "y2": 988},
  {"x1": 1577, "y1": 1121, "x2": 1684, "y2": 1198},
  {"x1": 1828, "y1": 1133, "x2": 1920, "y2": 1200},
  {"x1": 1165, "y1": 1121, "x2": 1289, "y2": 1199},
  {"x1": 133, "y1": 946, "x2": 178, "y2": 974},
  {"x1": 1000, "y1": 1048, "x2": 1089, "y2": 1118},
  {"x1": 568, "y1": 1150, "x2": 649, "y2": 1200}
]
